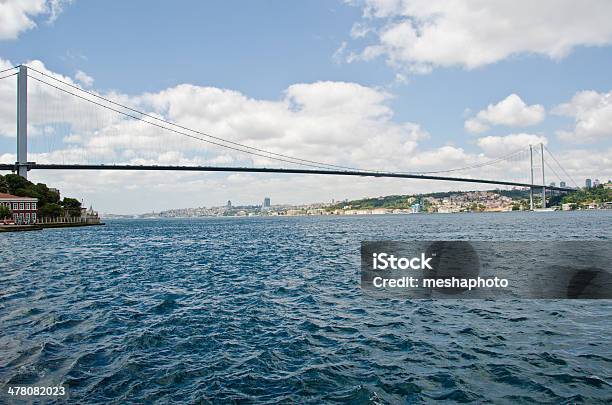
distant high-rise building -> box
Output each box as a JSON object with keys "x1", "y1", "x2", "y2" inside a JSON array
[
  {"x1": 593, "y1": 179, "x2": 600, "y2": 187},
  {"x1": 585, "y1": 178, "x2": 592, "y2": 188},
  {"x1": 263, "y1": 197, "x2": 271, "y2": 208},
  {"x1": 227, "y1": 200, "x2": 232, "y2": 208},
  {"x1": 549, "y1": 182, "x2": 556, "y2": 187},
  {"x1": 559, "y1": 181, "x2": 566, "y2": 187}
]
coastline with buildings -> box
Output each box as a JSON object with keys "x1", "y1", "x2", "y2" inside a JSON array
[
  {"x1": 0, "y1": 174, "x2": 102, "y2": 232},
  {"x1": 4, "y1": 177, "x2": 608, "y2": 226},
  {"x1": 107, "y1": 181, "x2": 612, "y2": 220}
]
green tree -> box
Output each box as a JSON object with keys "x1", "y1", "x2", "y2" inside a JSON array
[
  {"x1": 0, "y1": 204, "x2": 11, "y2": 219},
  {"x1": 561, "y1": 185, "x2": 612, "y2": 207},
  {"x1": 1, "y1": 175, "x2": 83, "y2": 217},
  {"x1": 37, "y1": 183, "x2": 60, "y2": 204},
  {"x1": 40, "y1": 203, "x2": 63, "y2": 218},
  {"x1": 4, "y1": 174, "x2": 30, "y2": 194},
  {"x1": 61, "y1": 197, "x2": 82, "y2": 217},
  {"x1": 0, "y1": 175, "x2": 8, "y2": 193}
]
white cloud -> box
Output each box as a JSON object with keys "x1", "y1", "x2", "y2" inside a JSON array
[
  {"x1": 46, "y1": 0, "x2": 72, "y2": 23},
  {"x1": 0, "y1": 0, "x2": 72, "y2": 40},
  {"x1": 350, "y1": 22, "x2": 372, "y2": 39},
  {"x1": 553, "y1": 90, "x2": 612, "y2": 143},
  {"x1": 346, "y1": 0, "x2": 612, "y2": 73},
  {"x1": 477, "y1": 133, "x2": 547, "y2": 157},
  {"x1": 0, "y1": 59, "x2": 121, "y2": 140},
  {"x1": 74, "y1": 70, "x2": 94, "y2": 87},
  {"x1": 332, "y1": 42, "x2": 348, "y2": 64},
  {"x1": 0, "y1": 59, "x2": 433, "y2": 174},
  {"x1": 464, "y1": 119, "x2": 489, "y2": 135},
  {"x1": 465, "y1": 94, "x2": 545, "y2": 134},
  {"x1": 133, "y1": 80, "x2": 430, "y2": 171}
]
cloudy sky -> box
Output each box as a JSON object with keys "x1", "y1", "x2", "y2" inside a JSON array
[{"x1": 0, "y1": 0, "x2": 611, "y2": 213}]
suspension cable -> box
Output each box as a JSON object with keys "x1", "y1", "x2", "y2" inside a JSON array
[
  {"x1": 0, "y1": 65, "x2": 18, "y2": 75},
  {"x1": 544, "y1": 145, "x2": 578, "y2": 188},
  {"x1": 408, "y1": 148, "x2": 528, "y2": 175},
  {"x1": 29, "y1": 75, "x2": 350, "y2": 171},
  {"x1": 26, "y1": 65, "x2": 534, "y2": 177},
  {"x1": 544, "y1": 160, "x2": 566, "y2": 187},
  {"x1": 27, "y1": 65, "x2": 366, "y2": 172},
  {"x1": 0, "y1": 72, "x2": 17, "y2": 81}
]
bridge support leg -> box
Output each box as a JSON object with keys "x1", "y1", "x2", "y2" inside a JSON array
[
  {"x1": 17, "y1": 65, "x2": 28, "y2": 179},
  {"x1": 529, "y1": 145, "x2": 534, "y2": 210},
  {"x1": 540, "y1": 143, "x2": 546, "y2": 209}
]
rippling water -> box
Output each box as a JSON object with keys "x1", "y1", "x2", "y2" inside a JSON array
[{"x1": 1, "y1": 211, "x2": 611, "y2": 403}]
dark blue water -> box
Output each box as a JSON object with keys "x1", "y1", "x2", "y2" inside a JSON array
[{"x1": 1, "y1": 212, "x2": 611, "y2": 403}]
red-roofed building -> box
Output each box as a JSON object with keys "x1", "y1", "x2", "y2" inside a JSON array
[{"x1": 0, "y1": 193, "x2": 38, "y2": 224}]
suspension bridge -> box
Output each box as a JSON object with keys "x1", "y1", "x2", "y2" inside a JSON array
[{"x1": 0, "y1": 65, "x2": 576, "y2": 208}]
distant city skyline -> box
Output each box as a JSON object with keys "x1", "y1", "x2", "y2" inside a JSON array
[{"x1": 0, "y1": 1, "x2": 611, "y2": 213}]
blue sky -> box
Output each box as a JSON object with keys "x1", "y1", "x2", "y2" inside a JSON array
[
  {"x1": 2, "y1": 0, "x2": 610, "y2": 149},
  {"x1": 0, "y1": 1, "x2": 611, "y2": 212}
]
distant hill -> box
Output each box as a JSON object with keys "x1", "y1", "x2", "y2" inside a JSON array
[{"x1": 330, "y1": 188, "x2": 531, "y2": 210}]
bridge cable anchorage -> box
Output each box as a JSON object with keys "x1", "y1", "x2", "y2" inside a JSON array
[
  {"x1": 25, "y1": 65, "x2": 536, "y2": 178},
  {"x1": 544, "y1": 145, "x2": 578, "y2": 188},
  {"x1": 0, "y1": 72, "x2": 18, "y2": 81}
]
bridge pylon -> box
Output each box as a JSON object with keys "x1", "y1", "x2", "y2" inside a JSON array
[
  {"x1": 16, "y1": 65, "x2": 28, "y2": 179},
  {"x1": 540, "y1": 143, "x2": 546, "y2": 209},
  {"x1": 529, "y1": 145, "x2": 534, "y2": 210}
]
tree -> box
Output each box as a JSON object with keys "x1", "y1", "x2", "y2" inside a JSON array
[
  {"x1": 40, "y1": 203, "x2": 63, "y2": 218},
  {"x1": 4, "y1": 174, "x2": 30, "y2": 194},
  {"x1": 37, "y1": 183, "x2": 60, "y2": 204},
  {"x1": 0, "y1": 175, "x2": 8, "y2": 193},
  {"x1": 0, "y1": 204, "x2": 11, "y2": 219},
  {"x1": 1, "y1": 175, "x2": 82, "y2": 218},
  {"x1": 562, "y1": 185, "x2": 612, "y2": 207},
  {"x1": 61, "y1": 197, "x2": 82, "y2": 217}
]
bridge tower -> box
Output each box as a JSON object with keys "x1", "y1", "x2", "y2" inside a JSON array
[
  {"x1": 16, "y1": 65, "x2": 28, "y2": 179},
  {"x1": 540, "y1": 143, "x2": 546, "y2": 208},
  {"x1": 529, "y1": 145, "x2": 534, "y2": 210}
]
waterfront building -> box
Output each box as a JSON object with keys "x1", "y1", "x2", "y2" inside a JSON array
[
  {"x1": 585, "y1": 178, "x2": 592, "y2": 188},
  {"x1": 0, "y1": 193, "x2": 38, "y2": 224},
  {"x1": 226, "y1": 200, "x2": 232, "y2": 208},
  {"x1": 560, "y1": 181, "x2": 566, "y2": 187},
  {"x1": 263, "y1": 197, "x2": 271, "y2": 209},
  {"x1": 80, "y1": 205, "x2": 101, "y2": 223}
]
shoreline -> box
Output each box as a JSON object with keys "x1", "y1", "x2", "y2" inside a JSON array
[
  {"x1": 104, "y1": 209, "x2": 611, "y2": 220},
  {"x1": 0, "y1": 222, "x2": 105, "y2": 233},
  {"x1": 39, "y1": 222, "x2": 105, "y2": 229}
]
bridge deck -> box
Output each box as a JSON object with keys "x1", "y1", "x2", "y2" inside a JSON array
[{"x1": 0, "y1": 163, "x2": 574, "y2": 192}]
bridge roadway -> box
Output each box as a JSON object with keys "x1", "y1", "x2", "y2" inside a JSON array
[{"x1": 0, "y1": 163, "x2": 575, "y2": 192}]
